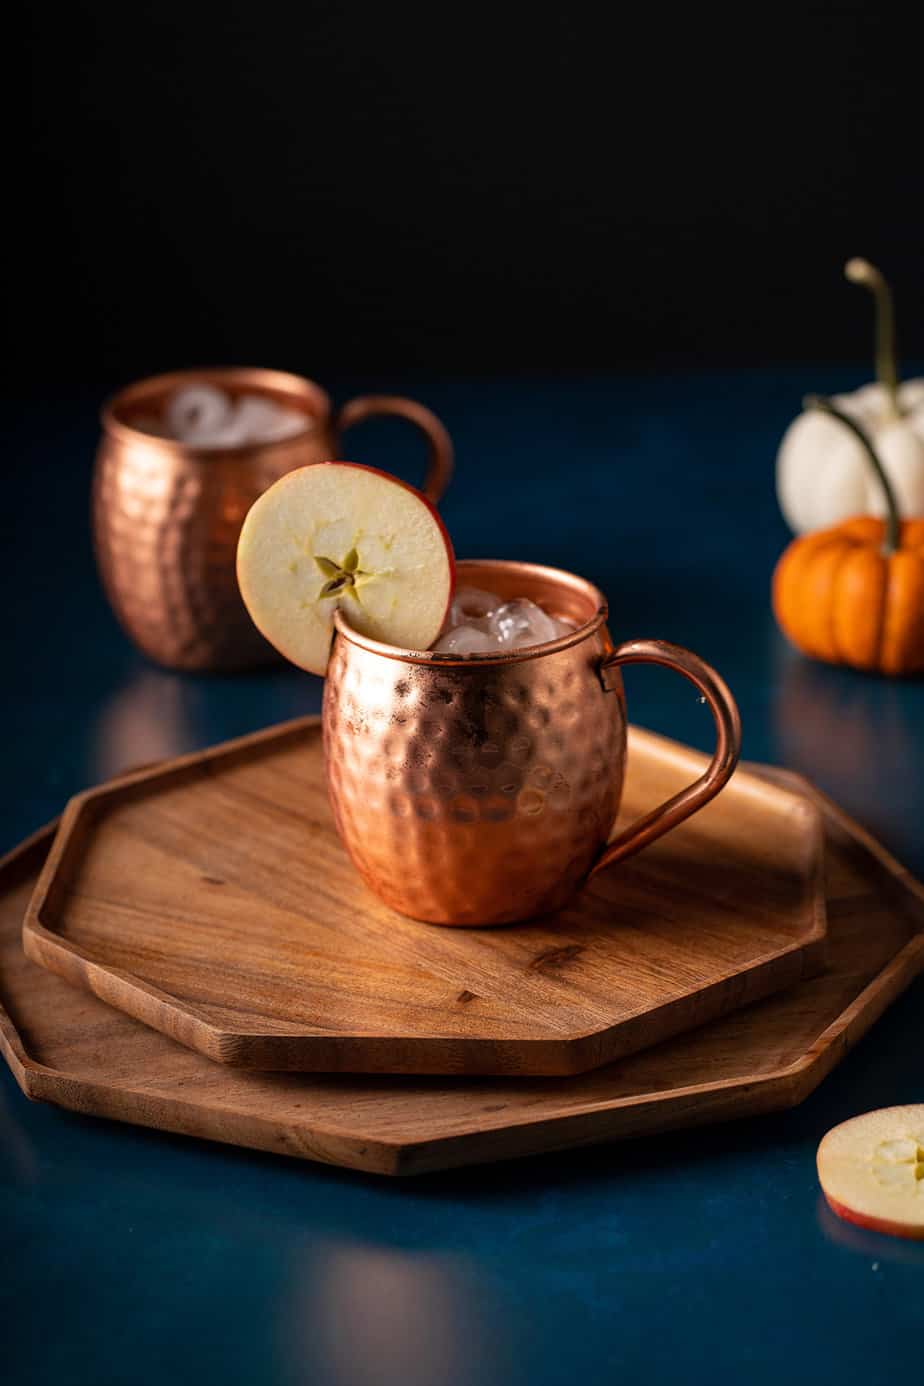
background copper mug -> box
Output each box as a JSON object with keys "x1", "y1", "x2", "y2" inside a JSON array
[
  {"x1": 93, "y1": 367, "x2": 454, "y2": 671},
  {"x1": 323, "y1": 559, "x2": 742, "y2": 925}
]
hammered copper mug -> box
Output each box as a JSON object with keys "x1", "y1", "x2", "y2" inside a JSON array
[
  {"x1": 94, "y1": 367, "x2": 453, "y2": 671},
  {"x1": 323, "y1": 559, "x2": 741, "y2": 925}
]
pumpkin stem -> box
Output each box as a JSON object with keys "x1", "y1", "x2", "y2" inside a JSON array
[
  {"x1": 844, "y1": 258, "x2": 902, "y2": 421},
  {"x1": 804, "y1": 394, "x2": 901, "y2": 555}
]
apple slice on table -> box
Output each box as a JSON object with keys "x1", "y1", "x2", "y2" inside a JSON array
[
  {"x1": 237, "y1": 462, "x2": 455, "y2": 675},
  {"x1": 817, "y1": 1105, "x2": 924, "y2": 1240}
]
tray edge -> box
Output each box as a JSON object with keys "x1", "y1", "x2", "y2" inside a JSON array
[{"x1": 19, "y1": 719, "x2": 832, "y2": 1076}]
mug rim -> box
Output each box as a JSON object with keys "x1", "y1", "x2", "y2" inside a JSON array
[
  {"x1": 333, "y1": 558, "x2": 609, "y2": 665},
  {"x1": 100, "y1": 366, "x2": 330, "y2": 456}
]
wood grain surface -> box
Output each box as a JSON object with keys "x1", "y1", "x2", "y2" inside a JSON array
[
  {"x1": 2, "y1": 765, "x2": 923, "y2": 1175},
  {"x1": 22, "y1": 720, "x2": 827, "y2": 1075}
]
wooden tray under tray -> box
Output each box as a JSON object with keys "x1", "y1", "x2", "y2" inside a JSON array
[
  {"x1": 22, "y1": 721, "x2": 826, "y2": 1076},
  {"x1": 1, "y1": 768, "x2": 921, "y2": 1173}
]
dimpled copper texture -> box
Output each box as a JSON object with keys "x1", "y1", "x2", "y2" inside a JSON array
[
  {"x1": 94, "y1": 369, "x2": 455, "y2": 672},
  {"x1": 94, "y1": 369, "x2": 331, "y2": 671},
  {"x1": 323, "y1": 560, "x2": 625, "y2": 925}
]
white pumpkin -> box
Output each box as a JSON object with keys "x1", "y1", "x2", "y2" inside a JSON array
[
  {"x1": 777, "y1": 379, "x2": 924, "y2": 532},
  {"x1": 776, "y1": 260, "x2": 924, "y2": 533}
]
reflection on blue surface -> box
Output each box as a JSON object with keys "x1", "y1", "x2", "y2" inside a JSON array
[
  {"x1": 2, "y1": 370, "x2": 922, "y2": 1386},
  {"x1": 282, "y1": 1242, "x2": 505, "y2": 1386},
  {"x1": 90, "y1": 665, "x2": 318, "y2": 780},
  {"x1": 815, "y1": 1194, "x2": 924, "y2": 1267},
  {"x1": 771, "y1": 642, "x2": 924, "y2": 871},
  {"x1": 0, "y1": 1080, "x2": 39, "y2": 1185}
]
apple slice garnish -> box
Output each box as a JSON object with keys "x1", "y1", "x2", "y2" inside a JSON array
[
  {"x1": 817, "y1": 1105, "x2": 924, "y2": 1240},
  {"x1": 237, "y1": 461, "x2": 455, "y2": 675}
]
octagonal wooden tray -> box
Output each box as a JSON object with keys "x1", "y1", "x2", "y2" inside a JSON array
[
  {"x1": 22, "y1": 720, "x2": 826, "y2": 1076},
  {"x1": 2, "y1": 768, "x2": 921, "y2": 1174},
  {"x1": 22, "y1": 720, "x2": 826, "y2": 1075}
]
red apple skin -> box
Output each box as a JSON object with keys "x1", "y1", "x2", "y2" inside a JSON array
[
  {"x1": 236, "y1": 460, "x2": 456, "y2": 670},
  {"x1": 822, "y1": 1192, "x2": 924, "y2": 1242},
  {"x1": 817, "y1": 1105, "x2": 924, "y2": 1243}
]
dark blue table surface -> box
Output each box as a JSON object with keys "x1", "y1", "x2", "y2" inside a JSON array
[{"x1": 2, "y1": 369, "x2": 922, "y2": 1385}]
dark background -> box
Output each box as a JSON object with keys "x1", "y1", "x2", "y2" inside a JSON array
[{"x1": 19, "y1": 1, "x2": 923, "y2": 387}]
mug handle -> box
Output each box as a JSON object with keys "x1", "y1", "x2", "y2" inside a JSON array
[
  {"x1": 335, "y1": 395, "x2": 454, "y2": 504},
  {"x1": 590, "y1": 638, "x2": 742, "y2": 877}
]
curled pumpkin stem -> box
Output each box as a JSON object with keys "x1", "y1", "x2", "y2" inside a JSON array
[
  {"x1": 804, "y1": 394, "x2": 901, "y2": 556},
  {"x1": 844, "y1": 258, "x2": 901, "y2": 422}
]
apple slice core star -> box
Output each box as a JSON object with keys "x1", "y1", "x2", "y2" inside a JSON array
[{"x1": 237, "y1": 462, "x2": 455, "y2": 675}]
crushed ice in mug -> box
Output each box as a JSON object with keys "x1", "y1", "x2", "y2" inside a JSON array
[
  {"x1": 432, "y1": 587, "x2": 577, "y2": 655},
  {"x1": 139, "y1": 384, "x2": 311, "y2": 447}
]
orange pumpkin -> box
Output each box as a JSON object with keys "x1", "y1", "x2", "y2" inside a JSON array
[{"x1": 772, "y1": 397, "x2": 924, "y2": 675}]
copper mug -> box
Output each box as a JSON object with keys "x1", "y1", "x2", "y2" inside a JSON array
[
  {"x1": 94, "y1": 367, "x2": 454, "y2": 671},
  {"x1": 324, "y1": 559, "x2": 741, "y2": 925}
]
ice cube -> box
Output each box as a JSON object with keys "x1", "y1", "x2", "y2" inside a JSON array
[
  {"x1": 432, "y1": 624, "x2": 499, "y2": 656},
  {"x1": 258, "y1": 406, "x2": 311, "y2": 441},
  {"x1": 231, "y1": 396, "x2": 284, "y2": 438},
  {"x1": 448, "y1": 586, "x2": 502, "y2": 629},
  {"x1": 232, "y1": 397, "x2": 310, "y2": 443},
  {"x1": 183, "y1": 418, "x2": 251, "y2": 448},
  {"x1": 166, "y1": 385, "x2": 231, "y2": 440},
  {"x1": 490, "y1": 598, "x2": 559, "y2": 648}
]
